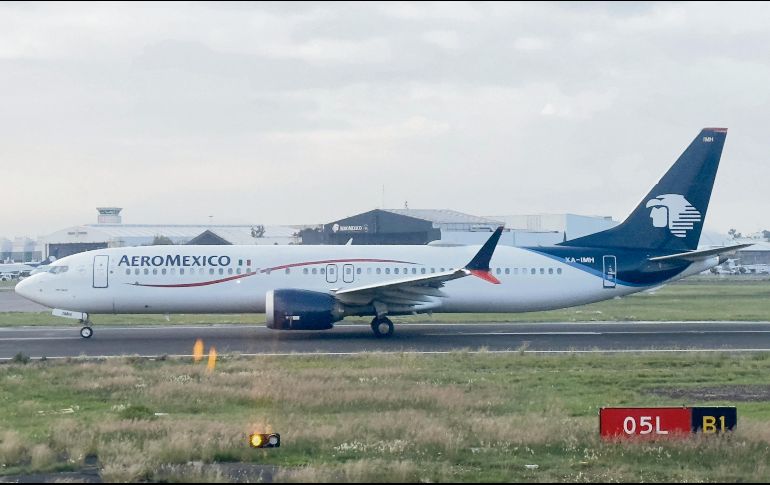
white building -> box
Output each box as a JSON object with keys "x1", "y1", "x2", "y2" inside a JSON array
[{"x1": 42, "y1": 208, "x2": 302, "y2": 259}]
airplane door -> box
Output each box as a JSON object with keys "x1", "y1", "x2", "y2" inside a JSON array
[
  {"x1": 326, "y1": 264, "x2": 338, "y2": 283},
  {"x1": 343, "y1": 264, "x2": 354, "y2": 283},
  {"x1": 602, "y1": 255, "x2": 617, "y2": 289},
  {"x1": 93, "y1": 255, "x2": 109, "y2": 288}
]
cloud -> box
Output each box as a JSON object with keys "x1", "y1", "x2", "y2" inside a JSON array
[{"x1": 1, "y1": 2, "x2": 769, "y2": 237}]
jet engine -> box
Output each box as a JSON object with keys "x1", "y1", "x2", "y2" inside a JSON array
[{"x1": 265, "y1": 289, "x2": 344, "y2": 330}]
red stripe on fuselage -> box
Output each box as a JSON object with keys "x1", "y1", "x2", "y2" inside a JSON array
[
  {"x1": 129, "y1": 272, "x2": 257, "y2": 288},
  {"x1": 260, "y1": 258, "x2": 418, "y2": 273}
]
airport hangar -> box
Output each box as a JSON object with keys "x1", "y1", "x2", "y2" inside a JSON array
[
  {"x1": 41, "y1": 208, "x2": 303, "y2": 260},
  {"x1": 37, "y1": 207, "x2": 621, "y2": 259}
]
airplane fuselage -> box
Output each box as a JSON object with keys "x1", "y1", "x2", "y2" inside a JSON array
[{"x1": 16, "y1": 243, "x2": 716, "y2": 316}]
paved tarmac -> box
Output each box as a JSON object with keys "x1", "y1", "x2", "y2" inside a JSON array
[
  {"x1": 1, "y1": 321, "x2": 770, "y2": 360},
  {"x1": 0, "y1": 289, "x2": 48, "y2": 312}
]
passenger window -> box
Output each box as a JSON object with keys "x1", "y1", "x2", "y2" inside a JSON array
[
  {"x1": 385, "y1": 268, "x2": 390, "y2": 274},
  {"x1": 144, "y1": 268, "x2": 149, "y2": 275},
  {"x1": 303, "y1": 268, "x2": 308, "y2": 274},
  {"x1": 312, "y1": 268, "x2": 317, "y2": 275},
  {"x1": 125, "y1": 269, "x2": 131, "y2": 275},
  {"x1": 170, "y1": 268, "x2": 176, "y2": 275},
  {"x1": 376, "y1": 268, "x2": 381, "y2": 275},
  {"x1": 346, "y1": 267, "x2": 352, "y2": 274},
  {"x1": 162, "y1": 268, "x2": 167, "y2": 275},
  {"x1": 180, "y1": 268, "x2": 185, "y2": 275},
  {"x1": 412, "y1": 268, "x2": 417, "y2": 274},
  {"x1": 540, "y1": 268, "x2": 544, "y2": 274},
  {"x1": 285, "y1": 268, "x2": 290, "y2": 275},
  {"x1": 505, "y1": 268, "x2": 510, "y2": 275},
  {"x1": 237, "y1": 268, "x2": 241, "y2": 275},
  {"x1": 440, "y1": 268, "x2": 445, "y2": 272},
  {"x1": 210, "y1": 268, "x2": 215, "y2": 275},
  {"x1": 320, "y1": 268, "x2": 325, "y2": 275},
  {"x1": 219, "y1": 268, "x2": 224, "y2": 275},
  {"x1": 548, "y1": 268, "x2": 553, "y2": 275},
  {"x1": 135, "y1": 268, "x2": 140, "y2": 275},
  {"x1": 431, "y1": 268, "x2": 435, "y2": 273},
  {"x1": 357, "y1": 268, "x2": 362, "y2": 274},
  {"x1": 394, "y1": 268, "x2": 399, "y2": 274},
  {"x1": 153, "y1": 269, "x2": 158, "y2": 275},
  {"x1": 228, "y1": 268, "x2": 234, "y2": 275},
  {"x1": 496, "y1": 268, "x2": 501, "y2": 275},
  {"x1": 403, "y1": 268, "x2": 408, "y2": 274},
  {"x1": 557, "y1": 268, "x2": 563, "y2": 275},
  {"x1": 421, "y1": 268, "x2": 426, "y2": 274}
]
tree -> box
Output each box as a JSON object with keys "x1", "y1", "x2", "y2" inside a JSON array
[
  {"x1": 152, "y1": 235, "x2": 175, "y2": 245},
  {"x1": 728, "y1": 228, "x2": 743, "y2": 239},
  {"x1": 762, "y1": 230, "x2": 770, "y2": 241}
]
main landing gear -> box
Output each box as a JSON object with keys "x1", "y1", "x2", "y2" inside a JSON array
[{"x1": 370, "y1": 317, "x2": 394, "y2": 338}]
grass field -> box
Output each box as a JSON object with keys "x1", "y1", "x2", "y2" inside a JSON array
[
  {"x1": 2, "y1": 279, "x2": 769, "y2": 327},
  {"x1": 1, "y1": 352, "x2": 770, "y2": 482}
]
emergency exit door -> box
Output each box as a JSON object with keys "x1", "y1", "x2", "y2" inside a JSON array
[
  {"x1": 602, "y1": 255, "x2": 617, "y2": 289},
  {"x1": 93, "y1": 255, "x2": 109, "y2": 288}
]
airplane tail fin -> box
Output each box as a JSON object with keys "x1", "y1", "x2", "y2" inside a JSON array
[{"x1": 561, "y1": 128, "x2": 727, "y2": 252}]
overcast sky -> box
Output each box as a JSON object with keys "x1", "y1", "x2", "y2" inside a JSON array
[{"x1": 2, "y1": 2, "x2": 769, "y2": 238}]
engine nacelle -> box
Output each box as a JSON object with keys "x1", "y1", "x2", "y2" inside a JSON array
[{"x1": 265, "y1": 289, "x2": 344, "y2": 330}]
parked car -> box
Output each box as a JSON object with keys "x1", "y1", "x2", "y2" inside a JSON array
[{"x1": 0, "y1": 273, "x2": 15, "y2": 282}]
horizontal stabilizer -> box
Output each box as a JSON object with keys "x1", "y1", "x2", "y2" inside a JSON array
[{"x1": 647, "y1": 244, "x2": 753, "y2": 263}]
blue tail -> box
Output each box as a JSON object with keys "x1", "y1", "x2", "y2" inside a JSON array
[{"x1": 561, "y1": 128, "x2": 727, "y2": 252}]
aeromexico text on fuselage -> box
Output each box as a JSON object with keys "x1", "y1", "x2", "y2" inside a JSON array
[{"x1": 118, "y1": 254, "x2": 233, "y2": 267}]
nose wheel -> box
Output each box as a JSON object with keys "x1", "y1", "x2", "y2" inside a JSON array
[
  {"x1": 371, "y1": 317, "x2": 394, "y2": 338},
  {"x1": 80, "y1": 324, "x2": 93, "y2": 339}
]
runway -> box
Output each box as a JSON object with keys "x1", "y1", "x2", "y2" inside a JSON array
[{"x1": 2, "y1": 321, "x2": 770, "y2": 360}]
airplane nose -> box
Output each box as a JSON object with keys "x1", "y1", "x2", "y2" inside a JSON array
[{"x1": 15, "y1": 277, "x2": 36, "y2": 301}]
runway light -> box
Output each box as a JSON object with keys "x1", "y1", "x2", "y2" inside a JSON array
[
  {"x1": 193, "y1": 339, "x2": 204, "y2": 363},
  {"x1": 207, "y1": 346, "x2": 217, "y2": 372},
  {"x1": 249, "y1": 433, "x2": 280, "y2": 448}
]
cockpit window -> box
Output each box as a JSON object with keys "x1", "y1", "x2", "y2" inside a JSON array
[{"x1": 48, "y1": 266, "x2": 69, "y2": 274}]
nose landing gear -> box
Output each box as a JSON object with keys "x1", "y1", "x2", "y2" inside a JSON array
[
  {"x1": 79, "y1": 314, "x2": 93, "y2": 339},
  {"x1": 79, "y1": 325, "x2": 93, "y2": 339},
  {"x1": 370, "y1": 317, "x2": 394, "y2": 338}
]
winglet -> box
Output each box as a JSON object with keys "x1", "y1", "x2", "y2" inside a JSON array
[{"x1": 465, "y1": 226, "x2": 504, "y2": 284}]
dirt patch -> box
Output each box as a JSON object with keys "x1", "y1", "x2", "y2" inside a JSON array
[{"x1": 647, "y1": 385, "x2": 770, "y2": 402}]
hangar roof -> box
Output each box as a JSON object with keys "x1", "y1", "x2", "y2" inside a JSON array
[
  {"x1": 44, "y1": 224, "x2": 300, "y2": 246},
  {"x1": 382, "y1": 209, "x2": 502, "y2": 226}
]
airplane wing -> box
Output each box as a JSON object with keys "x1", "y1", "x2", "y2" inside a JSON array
[
  {"x1": 647, "y1": 243, "x2": 753, "y2": 263},
  {"x1": 333, "y1": 227, "x2": 504, "y2": 314}
]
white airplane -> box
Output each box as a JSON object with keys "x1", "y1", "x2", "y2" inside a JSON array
[
  {"x1": 0, "y1": 262, "x2": 36, "y2": 278},
  {"x1": 16, "y1": 128, "x2": 750, "y2": 339}
]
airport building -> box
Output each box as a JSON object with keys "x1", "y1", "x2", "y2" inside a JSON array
[
  {"x1": 299, "y1": 209, "x2": 619, "y2": 246},
  {"x1": 42, "y1": 208, "x2": 302, "y2": 259},
  {"x1": 0, "y1": 237, "x2": 44, "y2": 263}
]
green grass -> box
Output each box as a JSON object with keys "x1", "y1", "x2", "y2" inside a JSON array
[
  {"x1": 1, "y1": 352, "x2": 770, "y2": 482},
  {"x1": 2, "y1": 280, "x2": 768, "y2": 327}
]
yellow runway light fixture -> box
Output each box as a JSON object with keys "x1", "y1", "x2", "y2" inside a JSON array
[
  {"x1": 249, "y1": 433, "x2": 280, "y2": 448},
  {"x1": 193, "y1": 339, "x2": 204, "y2": 363},
  {"x1": 207, "y1": 346, "x2": 217, "y2": 372}
]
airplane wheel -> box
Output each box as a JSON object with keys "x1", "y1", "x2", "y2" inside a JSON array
[
  {"x1": 371, "y1": 317, "x2": 394, "y2": 338},
  {"x1": 80, "y1": 326, "x2": 93, "y2": 339}
]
